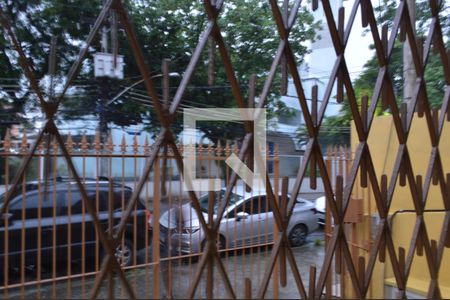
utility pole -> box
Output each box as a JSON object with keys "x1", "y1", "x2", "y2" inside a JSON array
[
  {"x1": 403, "y1": 0, "x2": 416, "y2": 107},
  {"x1": 93, "y1": 1, "x2": 123, "y2": 177},
  {"x1": 98, "y1": 11, "x2": 110, "y2": 177},
  {"x1": 246, "y1": 74, "x2": 256, "y2": 193},
  {"x1": 44, "y1": 36, "x2": 58, "y2": 183},
  {"x1": 98, "y1": 76, "x2": 110, "y2": 177}
]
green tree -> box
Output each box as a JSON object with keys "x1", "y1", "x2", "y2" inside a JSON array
[
  {"x1": 299, "y1": 0, "x2": 448, "y2": 148},
  {"x1": 0, "y1": 0, "x2": 102, "y2": 138},
  {"x1": 118, "y1": 0, "x2": 319, "y2": 142},
  {"x1": 0, "y1": 0, "x2": 320, "y2": 143}
]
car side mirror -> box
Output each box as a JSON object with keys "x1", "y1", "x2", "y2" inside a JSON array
[
  {"x1": 0, "y1": 213, "x2": 13, "y2": 227},
  {"x1": 235, "y1": 212, "x2": 249, "y2": 221}
]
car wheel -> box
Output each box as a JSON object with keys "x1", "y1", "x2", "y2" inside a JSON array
[
  {"x1": 201, "y1": 235, "x2": 226, "y2": 252},
  {"x1": 288, "y1": 224, "x2": 307, "y2": 247},
  {"x1": 114, "y1": 239, "x2": 133, "y2": 268}
]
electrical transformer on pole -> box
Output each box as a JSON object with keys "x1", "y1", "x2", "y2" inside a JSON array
[{"x1": 93, "y1": 2, "x2": 124, "y2": 177}]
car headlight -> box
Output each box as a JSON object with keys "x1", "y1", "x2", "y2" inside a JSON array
[{"x1": 182, "y1": 227, "x2": 200, "y2": 234}]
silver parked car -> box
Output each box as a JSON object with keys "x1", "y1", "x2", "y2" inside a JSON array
[
  {"x1": 159, "y1": 187, "x2": 319, "y2": 254},
  {"x1": 315, "y1": 196, "x2": 326, "y2": 226}
]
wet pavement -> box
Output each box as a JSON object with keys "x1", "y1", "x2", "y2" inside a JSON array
[
  {"x1": 4, "y1": 229, "x2": 325, "y2": 299},
  {"x1": 2, "y1": 187, "x2": 326, "y2": 299}
]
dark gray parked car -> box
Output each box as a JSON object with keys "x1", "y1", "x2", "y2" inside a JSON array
[{"x1": 0, "y1": 178, "x2": 152, "y2": 276}]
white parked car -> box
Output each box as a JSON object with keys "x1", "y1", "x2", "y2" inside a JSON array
[{"x1": 159, "y1": 187, "x2": 319, "y2": 254}]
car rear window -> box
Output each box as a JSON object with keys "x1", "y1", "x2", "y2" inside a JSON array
[
  {"x1": 69, "y1": 187, "x2": 138, "y2": 214},
  {"x1": 1, "y1": 183, "x2": 141, "y2": 215},
  {"x1": 0, "y1": 183, "x2": 40, "y2": 208},
  {"x1": 198, "y1": 190, "x2": 243, "y2": 213}
]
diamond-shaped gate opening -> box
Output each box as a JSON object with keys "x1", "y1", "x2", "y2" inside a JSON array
[
  {"x1": 424, "y1": 179, "x2": 447, "y2": 212},
  {"x1": 363, "y1": 115, "x2": 400, "y2": 183},
  {"x1": 404, "y1": 241, "x2": 433, "y2": 299},
  {"x1": 385, "y1": 211, "x2": 423, "y2": 296},
  {"x1": 440, "y1": 124, "x2": 450, "y2": 168},
  {"x1": 439, "y1": 245, "x2": 450, "y2": 297},
  {"x1": 420, "y1": 211, "x2": 447, "y2": 297},
  {"x1": 405, "y1": 114, "x2": 433, "y2": 172}
]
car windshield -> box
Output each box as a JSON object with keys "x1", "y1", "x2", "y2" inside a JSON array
[{"x1": 198, "y1": 190, "x2": 243, "y2": 214}]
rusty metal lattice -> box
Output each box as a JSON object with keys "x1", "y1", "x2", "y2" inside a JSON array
[{"x1": 0, "y1": 0, "x2": 449, "y2": 299}]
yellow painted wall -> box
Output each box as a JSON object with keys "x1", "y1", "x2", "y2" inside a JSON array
[
  {"x1": 349, "y1": 113, "x2": 450, "y2": 298},
  {"x1": 385, "y1": 212, "x2": 450, "y2": 296}
]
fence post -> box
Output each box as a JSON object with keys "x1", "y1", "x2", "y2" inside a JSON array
[
  {"x1": 309, "y1": 265, "x2": 316, "y2": 299},
  {"x1": 108, "y1": 178, "x2": 115, "y2": 300},
  {"x1": 152, "y1": 156, "x2": 161, "y2": 299},
  {"x1": 207, "y1": 191, "x2": 215, "y2": 299},
  {"x1": 274, "y1": 144, "x2": 279, "y2": 193},
  {"x1": 325, "y1": 147, "x2": 332, "y2": 298},
  {"x1": 2, "y1": 130, "x2": 11, "y2": 296},
  {"x1": 272, "y1": 144, "x2": 280, "y2": 299},
  {"x1": 279, "y1": 177, "x2": 288, "y2": 287},
  {"x1": 245, "y1": 278, "x2": 252, "y2": 299}
]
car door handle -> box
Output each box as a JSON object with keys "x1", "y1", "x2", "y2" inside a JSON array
[{"x1": 42, "y1": 227, "x2": 55, "y2": 232}]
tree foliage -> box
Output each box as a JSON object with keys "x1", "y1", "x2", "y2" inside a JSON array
[
  {"x1": 0, "y1": 0, "x2": 103, "y2": 137},
  {"x1": 122, "y1": 0, "x2": 319, "y2": 142},
  {"x1": 0, "y1": 0, "x2": 320, "y2": 143},
  {"x1": 301, "y1": 0, "x2": 448, "y2": 148}
]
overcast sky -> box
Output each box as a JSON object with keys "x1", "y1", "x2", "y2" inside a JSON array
[{"x1": 343, "y1": 0, "x2": 375, "y2": 78}]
